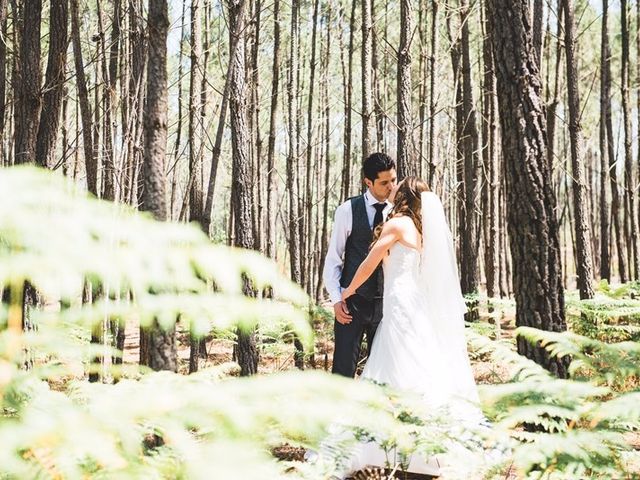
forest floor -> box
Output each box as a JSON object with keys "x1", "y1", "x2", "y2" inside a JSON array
[
  {"x1": 51, "y1": 295, "x2": 637, "y2": 480},
  {"x1": 117, "y1": 303, "x2": 521, "y2": 479}
]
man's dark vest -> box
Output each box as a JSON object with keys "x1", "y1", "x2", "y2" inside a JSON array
[{"x1": 339, "y1": 195, "x2": 383, "y2": 299}]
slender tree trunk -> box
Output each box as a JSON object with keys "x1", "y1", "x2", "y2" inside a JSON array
[
  {"x1": 95, "y1": 0, "x2": 115, "y2": 201},
  {"x1": 303, "y1": 0, "x2": 320, "y2": 295},
  {"x1": 203, "y1": 1, "x2": 250, "y2": 235},
  {"x1": 417, "y1": 0, "x2": 426, "y2": 177},
  {"x1": 546, "y1": 0, "x2": 562, "y2": 167},
  {"x1": 85, "y1": 282, "x2": 101, "y2": 382},
  {"x1": 599, "y1": 0, "x2": 611, "y2": 281},
  {"x1": 170, "y1": 0, "x2": 187, "y2": 219},
  {"x1": 193, "y1": 1, "x2": 210, "y2": 362},
  {"x1": 397, "y1": 0, "x2": 416, "y2": 178},
  {"x1": 287, "y1": 0, "x2": 304, "y2": 369},
  {"x1": 447, "y1": 8, "x2": 466, "y2": 298},
  {"x1": 229, "y1": 0, "x2": 258, "y2": 376},
  {"x1": 0, "y1": 0, "x2": 7, "y2": 165},
  {"x1": 141, "y1": 0, "x2": 174, "y2": 372},
  {"x1": 35, "y1": 0, "x2": 67, "y2": 168},
  {"x1": 265, "y1": 0, "x2": 280, "y2": 260},
  {"x1": 427, "y1": 0, "x2": 438, "y2": 187},
  {"x1": 488, "y1": 0, "x2": 569, "y2": 377},
  {"x1": 14, "y1": 0, "x2": 42, "y2": 165},
  {"x1": 602, "y1": 0, "x2": 626, "y2": 282},
  {"x1": 499, "y1": 182, "x2": 510, "y2": 297},
  {"x1": 532, "y1": 0, "x2": 543, "y2": 67},
  {"x1": 187, "y1": 0, "x2": 204, "y2": 372},
  {"x1": 287, "y1": 0, "x2": 301, "y2": 286},
  {"x1": 637, "y1": 0, "x2": 640, "y2": 244},
  {"x1": 459, "y1": 0, "x2": 481, "y2": 311},
  {"x1": 361, "y1": 0, "x2": 373, "y2": 159},
  {"x1": 70, "y1": 0, "x2": 97, "y2": 195},
  {"x1": 341, "y1": 0, "x2": 356, "y2": 201},
  {"x1": 188, "y1": 0, "x2": 204, "y2": 228},
  {"x1": 562, "y1": 0, "x2": 594, "y2": 299},
  {"x1": 621, "y1": 0, "x2": 639, "y2": 279},
  {"x1": 93, "y1": 66, "x2": 101, "y2": 196},
  {"x1": 125, "y1": 0, "x2": 146, "y2": 206},
  {"x1": 249, "y1": 0, "x2": 262, "y2": 252},
  {"x1": 317, "y1": 2, "x2": 332, "y2": 301},
  {"x1": 371, "y1": 0, "x2": 384, "y2": 152},
  {"x1": 482, "y1": 0, "x2": 499, "y2": 300},
  {"x1": 108, "y1": 0, "x2": 121, "y2": 198},
  {"x1": 61, "y1": 89, "x2": 69, "y2": 174}
]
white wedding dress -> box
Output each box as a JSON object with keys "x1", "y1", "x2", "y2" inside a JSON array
[
  {"x1": 327, "y1": 193, "x2": 485, "y2": 477},
  {"x1": 363, "y1": 242, "x2": 453, "y2": 405},
  {"x1": 362, "y1": 242, "x2": 480, "y2": 415}
]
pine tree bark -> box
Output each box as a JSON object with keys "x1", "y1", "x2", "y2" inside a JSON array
[
  {"x1": 265, "y1": 0, "x2": 280, "y2": 259},
  {"x1": 340, "y1": 0, "x2": 356, "y2": 201},
  {"x1": 140, "y1": 0, "x2": 175, "y2": 372},
  {"x1": 397, "y1": 0, "x2": 416, "y2": 178},
  {"x1": 170, "y1": 0, "x2": 187, "y2": 219},
  {"x1": 14, "y1": 0, "x2": 42, "y2": 165},
  {"x1": 488, "y1": 0, "x2": 569, "y2": 378},
  {"x1": 249, "y1": 0, "x2": 262, "y2": 253},
  {"x1": 482, "y1": 0, "x2": 499, "y2": 300},
  {"x1": 621, "y1": 0, "x2": 639, "y2": 279},
  {"x1": 317, "y1": 3, "x2": 332, "y2": 302},
  {"x1": 188, "y1": 0, "x2": 204, "y2": 227},
  {"x1": 361, "y1": 0, "x2": 373, "y2": 159},
  {"x1": 124, "y1": 0, "x2": 146, "y2": 205},
  {"x1": 637, "y1": 0, "x2": 640, "y2": 245},
  {"x1": 287, "y1": 0, "x2": 304, "y2": 368},
  {"x1": 36, "y1": 0, "x2": 68, "y2": 168},
  {"x1": 371, "y1": 0, "x2": 384, "y2": 152},
  {"x1": 599, "y1": 0, "x2": 611, "y2": 281},
  {"x1": 546, "y1": 0, "x2": 562, "y2": 168},
  {"x1": 187, "y1": 0, "x2": 204, "y2": 371},
  {"x1": 459, "y1": 0, "x2": 481, "y2": 308},
  {"x1": 70, "y1": 0, "x2": 98, "y2": 195},
  {"x1": 287, "y1": 0, "x2": 301, "y2": 285},
  {"x1": 532, "y1": 0, "x2": 543, "y2": 67},
  {"x1": 303, "y1": 0, "x2": 320, "y2": 295},
  {"x1": 95, "y1": 0, "x2": 116, "y2": 201},
  {"x1": 229, "y1": 0, "x2": 258, "y2": 376},
  {"x1": 602, "y1": 0, "x2": 626, "y2": 282},
  {"x1": 427, "y1": 0, "x2": 438, "y2": 187},
  {"x1": 0, "y1": 0, "x2": 7, "y2": 165},
  {"x1": 562, "y1": 0, "x2": 594, "y2": 299},
  {"x1": 202, "y1": 41, "x2": 234, "y2": 235},
  {"x1": 417, "y1": 0, "x2": 426, "y2": 177}
]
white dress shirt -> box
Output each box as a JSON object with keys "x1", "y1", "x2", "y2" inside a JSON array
[{"x1": 322, "y1": 189, "x2": 392, "y2": 306}]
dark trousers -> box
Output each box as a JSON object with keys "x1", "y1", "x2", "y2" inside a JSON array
[{"x1": 332, "y1": 294, "x2": 383, "y2": 378}]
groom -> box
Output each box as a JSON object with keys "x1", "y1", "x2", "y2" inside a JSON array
[{"x1": 323, "y1": 153, "x2": 397, "y2": 377}]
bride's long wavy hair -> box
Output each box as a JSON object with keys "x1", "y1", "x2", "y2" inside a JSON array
[{"x1": 372, "y1": 176, "x2": 430, "y2": 246}]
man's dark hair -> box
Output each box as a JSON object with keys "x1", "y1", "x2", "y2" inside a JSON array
[{"x1": 362, "y1": 153, "x2": 396, "y2": 182}]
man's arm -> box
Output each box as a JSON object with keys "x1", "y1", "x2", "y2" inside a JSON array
[{"x1": 322, "y1": 202, "x2": 352, "y2": 324}]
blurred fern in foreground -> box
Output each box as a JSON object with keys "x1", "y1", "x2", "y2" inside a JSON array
[
  {"x1": 473, "y1": 325, "x2": 640, "y2": 479},
  {"x1": 0, "y1": 168, "x2": 489, "y2": 479}
]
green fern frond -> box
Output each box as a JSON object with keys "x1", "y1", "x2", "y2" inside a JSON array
[
  {"x1": 513, "y1": 430, "x2": 627, "y2": 478},
  {"x1": 467, "y1": 330, "x2": 550, "y2": 382},
  {"x1": 516, "y1": 326, "x2": 640, "y2": 384}
]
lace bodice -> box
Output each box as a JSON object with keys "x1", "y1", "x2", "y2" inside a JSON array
[{"x1": 382, "y1": 242, "x2": 422, "y2": 298}]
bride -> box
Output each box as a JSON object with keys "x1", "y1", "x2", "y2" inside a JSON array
[{"x1": 339, "y1": 176, "x2": 483, "y2": 474}]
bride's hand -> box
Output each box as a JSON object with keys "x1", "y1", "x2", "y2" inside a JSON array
[{"x1": 341, "y1": 287, "x2": 355, "y2": 303}]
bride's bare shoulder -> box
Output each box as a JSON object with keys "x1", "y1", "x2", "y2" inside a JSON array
[{"x1": 386, "y1": 215, "x2": 414, "y2": 229}]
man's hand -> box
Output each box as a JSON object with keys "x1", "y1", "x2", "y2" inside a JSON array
[{"x1": 333, "y1": 301, "x2": 352, "y2": 325}]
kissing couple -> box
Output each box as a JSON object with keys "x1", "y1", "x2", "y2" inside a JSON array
[{"x1": 322, "y1": 153, "x2": 482, "y2": 474}]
